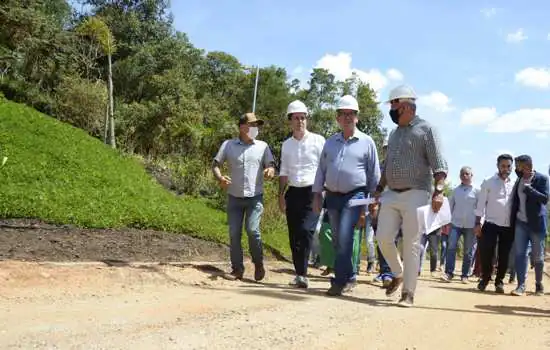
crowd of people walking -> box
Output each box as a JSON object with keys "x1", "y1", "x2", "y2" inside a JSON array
[{"x1": 212, "y1": 84, "x2": 548, "y2": 308}]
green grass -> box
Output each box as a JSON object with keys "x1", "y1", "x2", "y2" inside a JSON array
[{"x1": 0, "y1": 100, "x2": 291, "y2": 258}]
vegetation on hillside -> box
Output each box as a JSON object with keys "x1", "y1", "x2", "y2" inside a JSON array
[
  {"x1": 0, "y1": 0, "x2": 390, "y2": 257},
  {"x1": 0, "y1": 99, "x2": 292, "y2": 256}
]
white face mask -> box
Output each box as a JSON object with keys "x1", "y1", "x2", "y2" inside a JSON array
[{"x1": 247, "y1": 126, "x2": 259, "y2": 139}]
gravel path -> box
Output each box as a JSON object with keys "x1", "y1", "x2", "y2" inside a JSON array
[{"x1": 1, "y1": 260, "x2": 549, "y2": 349}]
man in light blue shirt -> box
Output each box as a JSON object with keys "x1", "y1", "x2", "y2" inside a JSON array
[
  {"x1": 441, "y1": 166, "x2": 479, "y2": 283},
  {"x1": 313, "y1": 95, "x2": 381, "y2": 296}
]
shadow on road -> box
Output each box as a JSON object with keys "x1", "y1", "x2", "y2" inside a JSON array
[{"x1": 475, "y1": 304, "x2": 550, "y2": 317}]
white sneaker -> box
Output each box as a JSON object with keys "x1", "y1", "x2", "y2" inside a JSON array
[{"x1": 289, "y1": 276, "x2": 308, "y2": 288}]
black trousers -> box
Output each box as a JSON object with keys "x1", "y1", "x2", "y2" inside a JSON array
[
  {"x1": 285, "y1": 186, "x2": 319, "y2": 276},
  {"x1": 479, "y1": 222, "x2": 514, "y2": 285}
]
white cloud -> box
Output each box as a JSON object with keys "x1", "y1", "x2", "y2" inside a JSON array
[
  {"x1": 462, "y1": 107, "x2": 550, "y2": 133},
  {"x1": 515, "y1": 67, "x2": 550, "y2": 89},
  {"x1": 417, "y1": 91, "x2": 455, "y2": 112},
  {"x1": 535, "y1": 132, "x2": 548, "y2": 139},
  {"x1": 386, "y1": 68, "x2": 404, "y2": 81},
  {"x1": 486, "y1": 109, "x2": 550, "y2": 132},
  {"x1": 547, "y1": 33, "x2": 550, "y2": 41},
  {"x1": 506, "y1": 29, "x2": 527, "y2": 43},
  {"x1": 314, "y1": 52, "x2": 403, "y2": 93},
  {"x1": 480, "y1": 8, "x2": 497, "y2": 18},
  {"x1": 460, "y1": 107, "x2": 498, "y2": 125}
]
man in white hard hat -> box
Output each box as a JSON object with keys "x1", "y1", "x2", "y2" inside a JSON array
[
  {"x1": 313, "y1": 95, "x2": 381, "y2": 296},
  {"x1": 212, "y1": 112, "x2": 276, "y2": 281},
  {"x1": 371, "y1": 85, "x2": 448, "y2": 307},
  {"x1": 279, "y1": 100, "x2": 326, "y2": 288}
]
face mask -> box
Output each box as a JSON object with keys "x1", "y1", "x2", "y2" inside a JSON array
[
  {"x1": 515, "y1": 169, "x2": 523, "y2": 177},
  {"x1": 389, "y1": 108, "x2": 401, "y2": 125},
  {"x1": 247, "y1": 126, "x2": 258, "y2": 139}
]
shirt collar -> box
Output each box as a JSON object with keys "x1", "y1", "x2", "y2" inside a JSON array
[
  {"x1": 337, "y1": 128, "x2": 360, "y2": 142},
  {"x1": 397, "y1": 115, "x2": 421, "y2": 128},
  {"x1": 493, "y1": 173, "x2": 511, "y2": 183},
  {"x1": 292, "y1": 130, "x2": 310, "y2": 141},
  {"x1": 236, "y1": 137, "x2": 255, "y2": 145}
]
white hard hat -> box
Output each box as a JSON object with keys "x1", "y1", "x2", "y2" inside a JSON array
[
  {"x1": 286, "y1": 100, "x2": 308, "y2": 116},
  {"x1": 386, "y1": 85, "x2": 417, "y2": 103},
  {"x1": 336, "y1": 95, "x2": 359, "y2": 112}
]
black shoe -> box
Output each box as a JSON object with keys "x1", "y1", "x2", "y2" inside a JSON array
[
  {"x1": 326, "y1": 284, "x2": 345, "y2": 296},
  {"x1": 254, "y1": 263, "x2": 265, "y2": 281},
  {"x1": 227, "y1": 269, "x2": 244, "y2": 281},
  {"x1": 535, "y1": 283, "x2": 544, "y2": 296},
  {"x1": 477, "y1": 280, "x2": 487, "y2": 292},
  {"x1": 495, "y1": 283, "x2": 505, "y2": 294}
]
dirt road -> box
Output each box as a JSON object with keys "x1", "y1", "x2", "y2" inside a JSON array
[{"x1": 1, "y1": 260, "x2": 549, "y2": 350}]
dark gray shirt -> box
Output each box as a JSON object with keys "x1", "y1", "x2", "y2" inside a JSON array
[
  {"x1": 214, "y1": 138, "x2": 274, "y2": 198},
  {"x1": 384, "y1": 116, "x2": 448, "y2": 192}
]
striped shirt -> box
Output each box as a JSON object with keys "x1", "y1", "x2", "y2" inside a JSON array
[{"x1": 384, "y1": 116, "x2": 448, "y2": 192}]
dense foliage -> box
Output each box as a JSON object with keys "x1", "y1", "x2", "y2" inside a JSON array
[{"x1": 0, "y1": 1, "x2": 392, "y2": 256}]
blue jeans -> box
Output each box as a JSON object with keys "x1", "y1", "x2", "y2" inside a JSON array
[
  {"x1": 514, "y1": 220, "x2": 546, "y2": 287},
  {"x1": 326, "y1": 190, "x2": 365, "y2": 287},
  {"x1": 445, "y1": 226, "x2": 477, "y2": 278},
  {"x1": 356, "y1": 215, "x2": 376, "y2": 268},
  {"x1": 227, "y1": 194, "x2": 264, "y2": 271},
  {"x1": 440, "y1": 235, "x2": 448, "y2": 267}
]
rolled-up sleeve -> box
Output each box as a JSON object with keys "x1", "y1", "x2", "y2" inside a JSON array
[
  {"x1": 365, "y1": 139, "x2": 381, "y2": 195},
  {"x1": 424, "y1": 126, "x2": 448, "y2": 175},
  {"x1": 313, "y1": 143, "x2": 328, "y2": 193}
]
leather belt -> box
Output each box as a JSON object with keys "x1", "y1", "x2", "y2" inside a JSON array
[{"x1": 390, "y1": 188, "x2": 412, "y2": 193}]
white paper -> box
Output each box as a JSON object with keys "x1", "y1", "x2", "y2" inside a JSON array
[
  {"x1": 416, "y1": 197, "x2": 451, "y2": 233},
  {"x1": 348, "y1": 197, "x2": 377, "y2": 207}
]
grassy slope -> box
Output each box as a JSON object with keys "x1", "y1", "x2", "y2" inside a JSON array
[{"x1": 0, "y1": 100, "x2": 290, "y2": 258}]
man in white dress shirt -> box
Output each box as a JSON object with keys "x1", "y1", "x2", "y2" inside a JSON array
[
  {"x1": 474, "y1": 154, "x2": 515, "y2": 293},
  {"x1": 279, "y1": 100, "x2": 326, "y2": 288}
]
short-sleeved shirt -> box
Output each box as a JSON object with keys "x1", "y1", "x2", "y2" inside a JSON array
[
  {"x1": 214, "y1": 138, "x2": 274, "y2": 198},
  {"x1": 384, "y1": 116, "x2": 448, "y2": 192},
  {"x1": 450, "y1": 184, "x2": 479, "y2": 229},
  {"x1": 313, "y1": 128, "x2": 380, "y2": 195}
]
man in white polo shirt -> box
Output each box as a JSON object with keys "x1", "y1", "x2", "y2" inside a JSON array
[{"x1": 279, "y1": 100, "x2": 326, "y2": 288}]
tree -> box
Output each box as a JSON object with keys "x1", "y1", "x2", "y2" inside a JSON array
[{"x1": 76, "y1": 16, "x2": 117, "y2": 148}]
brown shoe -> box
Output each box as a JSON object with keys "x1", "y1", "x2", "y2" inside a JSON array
[
  {"x1": 254, "y1": 263, "x2": 265, "y2": 281},
  {"x1": 385, "y1": 276, "x2": 403, "y2": 297},
  {"x1": 397, "y1": 292, "x2": 414, "y2": 307},
  {"x1": 226, "y1": 269, "x2": 244, "y2": 281}
]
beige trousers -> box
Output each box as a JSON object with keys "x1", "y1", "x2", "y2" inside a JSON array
[{"x1": 376, "y1": 189, "x2": 431, "y2": 295}]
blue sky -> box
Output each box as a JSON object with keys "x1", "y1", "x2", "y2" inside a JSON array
[{"x1": 171, "y1": 0, "x2": 550, "y2": 188}]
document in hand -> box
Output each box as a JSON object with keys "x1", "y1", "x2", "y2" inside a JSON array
[
  {"x1": 416, "y1": 198, "x2": 451, "y2": 233},
  {"x1": 348, "y1": 197, "x2": 377, "y2": 207}
]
